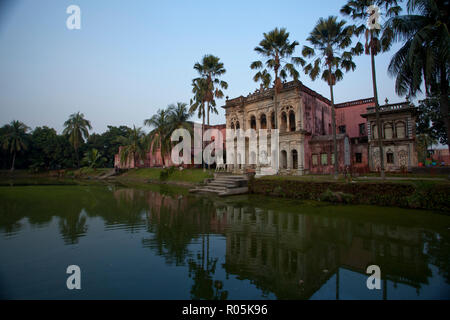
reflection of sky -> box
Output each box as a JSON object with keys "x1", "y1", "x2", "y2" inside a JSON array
[{"x1": 310, "y1": 267, "x2": 450, "y2": 300}]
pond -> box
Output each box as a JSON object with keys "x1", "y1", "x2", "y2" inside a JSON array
[{"x1": 0, "y1": 184, "x2": 449, "y2": 300}]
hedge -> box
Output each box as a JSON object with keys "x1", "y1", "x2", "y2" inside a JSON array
[{"x1": 249, "y1": 178, "x2": 450, "y2": 212}]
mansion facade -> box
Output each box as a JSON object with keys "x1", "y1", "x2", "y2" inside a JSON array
[{"x1": 223, "y1": 80, "x2": 418, "y2": 175}]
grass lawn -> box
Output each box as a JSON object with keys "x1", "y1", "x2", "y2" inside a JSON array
[{"x1": 118, "y1": 168, "x2": 213, "y2": 184}]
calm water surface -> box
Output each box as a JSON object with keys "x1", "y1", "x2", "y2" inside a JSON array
[{"x1": 0, "y1": 184, "x2": 449, "y2": 300}]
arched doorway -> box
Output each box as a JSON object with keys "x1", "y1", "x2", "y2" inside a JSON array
[
  {"x1": 281, "y1": 150, "x2": 288, "y2": 169},
  {"x1": 292, "y1": 150, "x2": 298, "y2": 170}
]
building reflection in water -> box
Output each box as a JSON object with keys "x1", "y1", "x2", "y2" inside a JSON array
[
  {"x1": 111, "y1": 187, "x2": 448, "y2": 300},
  {"x1": 2, "y1": 185, "x2": 447, "y2": 299}
]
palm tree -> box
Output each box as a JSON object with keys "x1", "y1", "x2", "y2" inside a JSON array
[
  {"x1": 144, "y1": 108, "x2": 172, "y2": 167},
  {"x1": 250, "y1": 27, "x2": 305, "y2": 129},
  {"x1": 341, "y1": 0, "x2": 402, "y2": 179},
  {"x1": 168, "y1": 102, "x2": 192, "y2": 132},
  {"x1": 302, "y1": 16, "x2": 357, "y2": 179},
  {"x1": 1, "y1": 120, "x2": 29, "y2": 171},
  {"x1": 117, "y1": 126, "x2": 147, "y2": 167},
  {"x1": 63, "y1": 112, "x2": 92, "y2": 168},
  {"x1": 190, "y1": 78, "x2": 209, "y2": 170},
  {"x1": 82, "y1": 148, "x2": 105, "y2": 169},
  {"x1": 383, "y1": 0, "x2": 449, "y2": 152},
  {"x1": 193, "y1": 55, "x2": 228, "y2": 126}
]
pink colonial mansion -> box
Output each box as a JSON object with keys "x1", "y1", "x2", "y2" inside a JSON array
[
  {"x1": 224, "y1": 80, "x2": 418, "y2": 175},
  {"x1": 115, "y1": 80, "x2": 419, "y2": 175}
]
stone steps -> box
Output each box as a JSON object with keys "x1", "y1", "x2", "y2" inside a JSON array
[{"x1": 190, "y1": 174, "x2": 249, "y2": 197}]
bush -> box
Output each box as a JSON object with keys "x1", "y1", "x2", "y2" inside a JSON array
[
  {"x1": 249, "y1": 179, "x2": 449, "y2": 212},
  {"x1": 159, "y1": 167, "x2": 176, "y2": 181}
]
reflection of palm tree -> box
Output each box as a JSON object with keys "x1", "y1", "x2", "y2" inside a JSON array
[
  {"x1": 188, "y1": 234, "x2": 228, "y2": 300},
  {"x1": 59, "y1": 211, "x2": 88, "y2": 245}
]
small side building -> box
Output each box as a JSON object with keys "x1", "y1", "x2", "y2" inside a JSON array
[{"x1": 362, "y1": 101, "x2": 419, "y2": 172}]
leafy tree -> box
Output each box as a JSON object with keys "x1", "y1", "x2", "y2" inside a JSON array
[
  {"x1": 63, "y1": 112, "x2": 92, "y2": 168},
  {"x1": 82, "y1": 148, "x2": 106, "y2": 169},
  {"x1": 1, "y1": 120, "x2": 30, "y2": 171},
  {"x1": 145, "y1": 108, "x2": 173, "y2": 167},
  {"x1": 193, "y1": 55, "x2": 228, "y2": 126},
  {"x1": 416, "y1": 133, "x2": 437, "y2": 163},
  {"x1": 29, "y1": 126, "x2": 60, "y2": 171},
  {"x1": 416, "y1": 94, "x2": 448, "y2": 145},
  {"x1": 341, "y1": 0, "x2": 402, "y2": 179},
  {"x1": 302, "y1": 16, "x2": 357, "y2": 179},
  {"x1": 384, "y1": 0, "x2": 450, "y2": 151},
  {"x1": 117, "y1": 126, "x2": 147, "y2": 167},
  {"x1": 250, "y1": 27, "x2": 305, "y2": 129},
  {"x1": 86, "y1": 125, "x2": 130, "y2": 167}
]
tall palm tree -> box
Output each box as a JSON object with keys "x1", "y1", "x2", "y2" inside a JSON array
[
  {"x1": 193, "y1": 55, "x2": 228, "y2": 126},
  {"x1": 117, "y1": 126, "x2": 147, "y2": 167},
  {"x1": 383, "y1": 0, "x2": 449, "y2": 152},
  {"x1": 341, "y1": 0, "x2": 402, "y2": 179},
  {"x1": 190, "y1": 78, "x2": 209, "y2": 170},
  {"x1": 1, "y1": 120, "x2": 29, "y2": 171},
  {"x1": 250, "y1": 27, "x2": 305, "y2": 129},
  {"x1": 302, "y1": 16, "x2": 357, "y2": 179},
  {"x1": 63, "y1": 112, "x2": 92, "y2": 168},
  {"x1": 145, "y1": 108, "x2": 172, "y2": 167}
]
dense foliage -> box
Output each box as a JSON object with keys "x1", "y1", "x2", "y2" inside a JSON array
[{"x1": 0, "y1": 121, "x2": 132, "y2": 171}]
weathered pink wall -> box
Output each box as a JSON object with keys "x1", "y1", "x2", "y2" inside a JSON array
[
  {"x1": 114, "y1": 124, "x2": 227, "y2": 169},
  {"x1": 335, "y1": 98, "x2": 374, "y2": 138}
]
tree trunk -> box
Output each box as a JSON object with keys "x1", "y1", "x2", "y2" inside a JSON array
[
  {"x1": 202, "y1": 103, "x2": 206, "y2": 171},
  {"x1": 371, "y1": 33, "x2": 385, "y2": 180},
  {"x1": 329, "y1": 84, "x2": 339, "y2": 180},
  {"x1": 10, "y1": 151, "x2": 16, "y2": 172},
  {"x1": 440, "y1": 67, "x2": 450, "y2": 153},
  {"x1": 75, "y1": 147, "x2": 80, "y2": 168},
  {"x1": 207, "y1": 102, "x2": 210, "y2": 126}
]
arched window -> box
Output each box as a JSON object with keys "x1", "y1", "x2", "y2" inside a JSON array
[
  {"x1": 270, "y1": 112, "x2": 275, "y2": 129},
  {"x1": 236, "y1": 122, "x2": 240, "y2": 130},
  {"x1": 230, "y1": 122, "x2": 235, "y2": 130},
  {"x1": 260, "y1": 114, "x2": 267, "y2": 130},
  {"x1": 250, "y1": 116, "x2": 257, "y2": 130},
  {"x1": 281, "y1": 112, "x2": 288, "y2": 132},
  {"x1": 372, "y1": 124, "x2": 378, "y2": 139},
  {"x1": 384, "y1": 123, "x2": 393, "y2": 140},
  {"x1": 396, "y1": 122, "x2": 406, "y2": 139},
  {"x1": 289, "y1": 111, "x2": 296, "y2": 132}
]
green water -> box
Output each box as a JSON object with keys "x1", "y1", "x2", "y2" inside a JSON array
[{"x1": 0, "y1": 184, "x2": 449, "y2": 300}]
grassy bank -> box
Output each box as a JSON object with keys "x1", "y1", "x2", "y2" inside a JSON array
[
  {"x1": 249, "y1": 177, "x2": 450, "y2": 212},
  {"x1": 0, "y1": 168, "x2": 213, "y2": 187},
  {"x1": 109, "y1": 168, "x2": 213, "y2": 186}
]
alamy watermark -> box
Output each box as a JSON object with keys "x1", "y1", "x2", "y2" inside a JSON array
[
  {"x1": 66, "y1": 265, "x2": 81, "y2": 290},
  {"x1": 170, "y1": 123, "x2": 280, "y2": 173},
  {"x1": 367, "y1": 5, "x2": 381, "y2": 30},
  {"x1": 66, "y1": 5, "x2": 81, "y2": 30}
]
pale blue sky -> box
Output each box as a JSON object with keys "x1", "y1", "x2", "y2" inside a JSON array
[{"x1": 0, "y1": 0, "x2": 410, "y2": 133}]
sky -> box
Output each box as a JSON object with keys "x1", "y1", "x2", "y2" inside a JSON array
[{"x1": 0, "y1": 0, "x2": 412, "y2": 134}]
